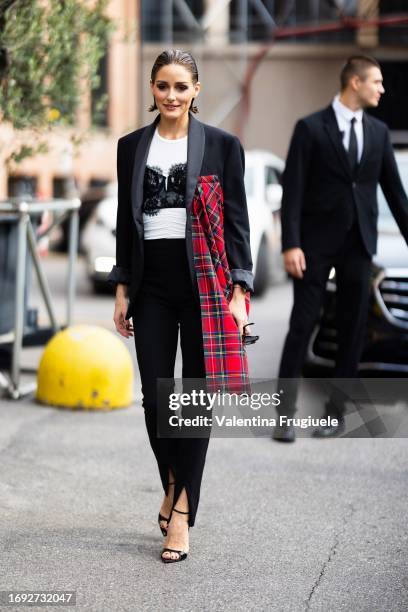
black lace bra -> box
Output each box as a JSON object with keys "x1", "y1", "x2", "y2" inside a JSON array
[{"x1": 142, "y1": 163, "x2": 187, "y2": 216}]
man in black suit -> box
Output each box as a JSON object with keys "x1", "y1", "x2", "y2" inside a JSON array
[{"x1": 273, "y1": 55, "x2": 408, "y2": 441}]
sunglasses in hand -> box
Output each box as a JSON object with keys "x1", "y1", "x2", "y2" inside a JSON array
[{"x1": 242, "y1": 322, "x2": 260, "y2": 346}]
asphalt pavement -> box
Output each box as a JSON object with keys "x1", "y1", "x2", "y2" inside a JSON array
[{"x1": 0, "y1": 254, "x2": 407, "y2": 612}]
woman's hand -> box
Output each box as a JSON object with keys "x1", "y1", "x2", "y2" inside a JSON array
[
  {"x1": 229, "y1": 285, "x2": 250, "y2": 338},
  {"x1": 113, "y1": 284, "x2": 134, "y2": 338}
]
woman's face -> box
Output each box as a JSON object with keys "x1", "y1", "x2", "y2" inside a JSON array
[{"x1": 150, "y1": 63, "x2": 200, "y2": 120}]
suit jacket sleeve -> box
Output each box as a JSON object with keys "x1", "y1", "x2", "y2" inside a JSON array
[
  {"x1": 379, "y1": 128, "x2": 408, "y2": 246},
  {"x1": 107, "y1": 137, "x2": 133, "y2": 286},
  {"x1": 281, "y1": 119, "x2": 313, "y2": 252},
  {"x1": 223, "y1": 136, "x2": 254, "y2": 292}
]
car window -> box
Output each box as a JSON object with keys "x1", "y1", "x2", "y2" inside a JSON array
[
  {"x1": 265, "y1": 166, "x2": 279, "y2": 185},
  {"x1": 265, "y1": 166, "x2": 282, "y2": 199},
  {"x1": 244, "y1": 167, "x2": 254, "y2": 197},
  {"x1": 378, "y1": 157, "x2": 408, "y2": 231}
]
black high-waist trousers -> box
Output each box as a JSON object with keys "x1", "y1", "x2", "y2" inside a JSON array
[{"x1": 132, "y1": 238, "x2": 208, "y2": 527}]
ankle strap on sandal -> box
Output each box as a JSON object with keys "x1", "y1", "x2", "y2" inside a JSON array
[{"x1": 173, "y1": 507, "x2": 189, "y2": 515}]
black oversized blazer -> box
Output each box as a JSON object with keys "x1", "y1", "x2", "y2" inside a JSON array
[
  {"x1": 108, "y1": 112, "x2": 253, "y2": 318},
  {"x1": 281, "y1": 105, "x2": 408, "y2": 255}
]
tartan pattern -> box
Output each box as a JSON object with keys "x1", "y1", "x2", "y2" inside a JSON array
[{"x1": 191, "y1": 175, "x2": 251, "y2": 394}]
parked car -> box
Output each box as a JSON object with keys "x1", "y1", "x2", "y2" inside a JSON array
[
  {"x1": 304, "y1": 150, "x2": 408, "y2": 375},
  {"x1": 245, "y1": 150, "x2": 285, "y2": 292},
  {"x1": 81, "y1": 183, "x2": 118, "y2": 293},
  {"x1": 82, "y1": 150, "x2": 286, "y2": 295},
  {"x1": 51, "y1": 181, "x2": 110, "y2": 254}
]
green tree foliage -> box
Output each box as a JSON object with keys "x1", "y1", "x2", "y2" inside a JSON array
[{"x1": 0, "y1": 0, "x2": 113, "y2": 162}]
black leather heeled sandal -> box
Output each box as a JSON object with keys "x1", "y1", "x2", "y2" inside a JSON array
[
  {"x1": 158, "y1": 482, "x2": 175, "y2": 537},
  {"x1": 161, "y1": 507, "x2": 190, "y2": 564}
]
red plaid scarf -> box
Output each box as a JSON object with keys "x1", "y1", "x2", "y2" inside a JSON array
[{"x1": 191, "y1": 175, "x2": 251, "y2": 394}]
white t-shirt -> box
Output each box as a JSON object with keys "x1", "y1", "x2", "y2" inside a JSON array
[{"x1": 143, "y1": 127, "x2": 188, "y2": 239}]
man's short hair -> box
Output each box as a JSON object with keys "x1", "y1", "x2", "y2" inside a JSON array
[{"x1": 340, "y1": 55, "x2": 381, "y2": 90}]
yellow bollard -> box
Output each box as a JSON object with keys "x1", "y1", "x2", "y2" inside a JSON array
[{"x1": 36, "y1": 325, "x2": 133, "y2": 410}]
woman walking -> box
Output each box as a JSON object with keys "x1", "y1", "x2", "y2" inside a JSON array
[{"x1": 108, "y1": 49, "x2": 253, "y2": 563}]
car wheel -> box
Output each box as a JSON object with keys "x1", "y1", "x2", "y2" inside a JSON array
[{"x1": 253, "y1": 235, "x2": 270, "y2": 296}]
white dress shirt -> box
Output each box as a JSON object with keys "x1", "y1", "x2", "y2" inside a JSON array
[{"x1": 332, "y1": 94, "x2": 364, "y2": 162}]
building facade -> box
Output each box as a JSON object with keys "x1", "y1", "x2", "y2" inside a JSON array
[
  {"x1": 0, "y1": 0, "x2": 140, "y2": 199},
  {"x1": 1, "y1": 0, "x2": 407, "y2": 200},
  {"x1": 140, "y1": 0, "x2": 408, "y2": 157}
]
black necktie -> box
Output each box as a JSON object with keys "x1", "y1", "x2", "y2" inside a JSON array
[{"x1": 348, "y1": 117, "x2": 358, "y2": 171}]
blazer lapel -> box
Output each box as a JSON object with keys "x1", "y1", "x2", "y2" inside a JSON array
[
  {"x1": 185, "y1": 113, "x2": 205, "y2": 211},
  {"x1": 323, "y1": 105, "x2": 352, "y2": 179},
  {"x1": 130, "y1": 114, "x2": 160, "y2": 231}
]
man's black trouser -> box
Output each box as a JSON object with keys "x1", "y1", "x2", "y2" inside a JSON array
[
  {"x1": 278, "y1": 223, "x2": 372, "y2": 418},
  {"x1": 132, "y1": 238, "x2": 208, "y2": 527}
]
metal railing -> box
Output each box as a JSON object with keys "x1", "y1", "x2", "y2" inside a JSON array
[{"x1": 0, "y1": 198, "x2": 80, "y2": 399}]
